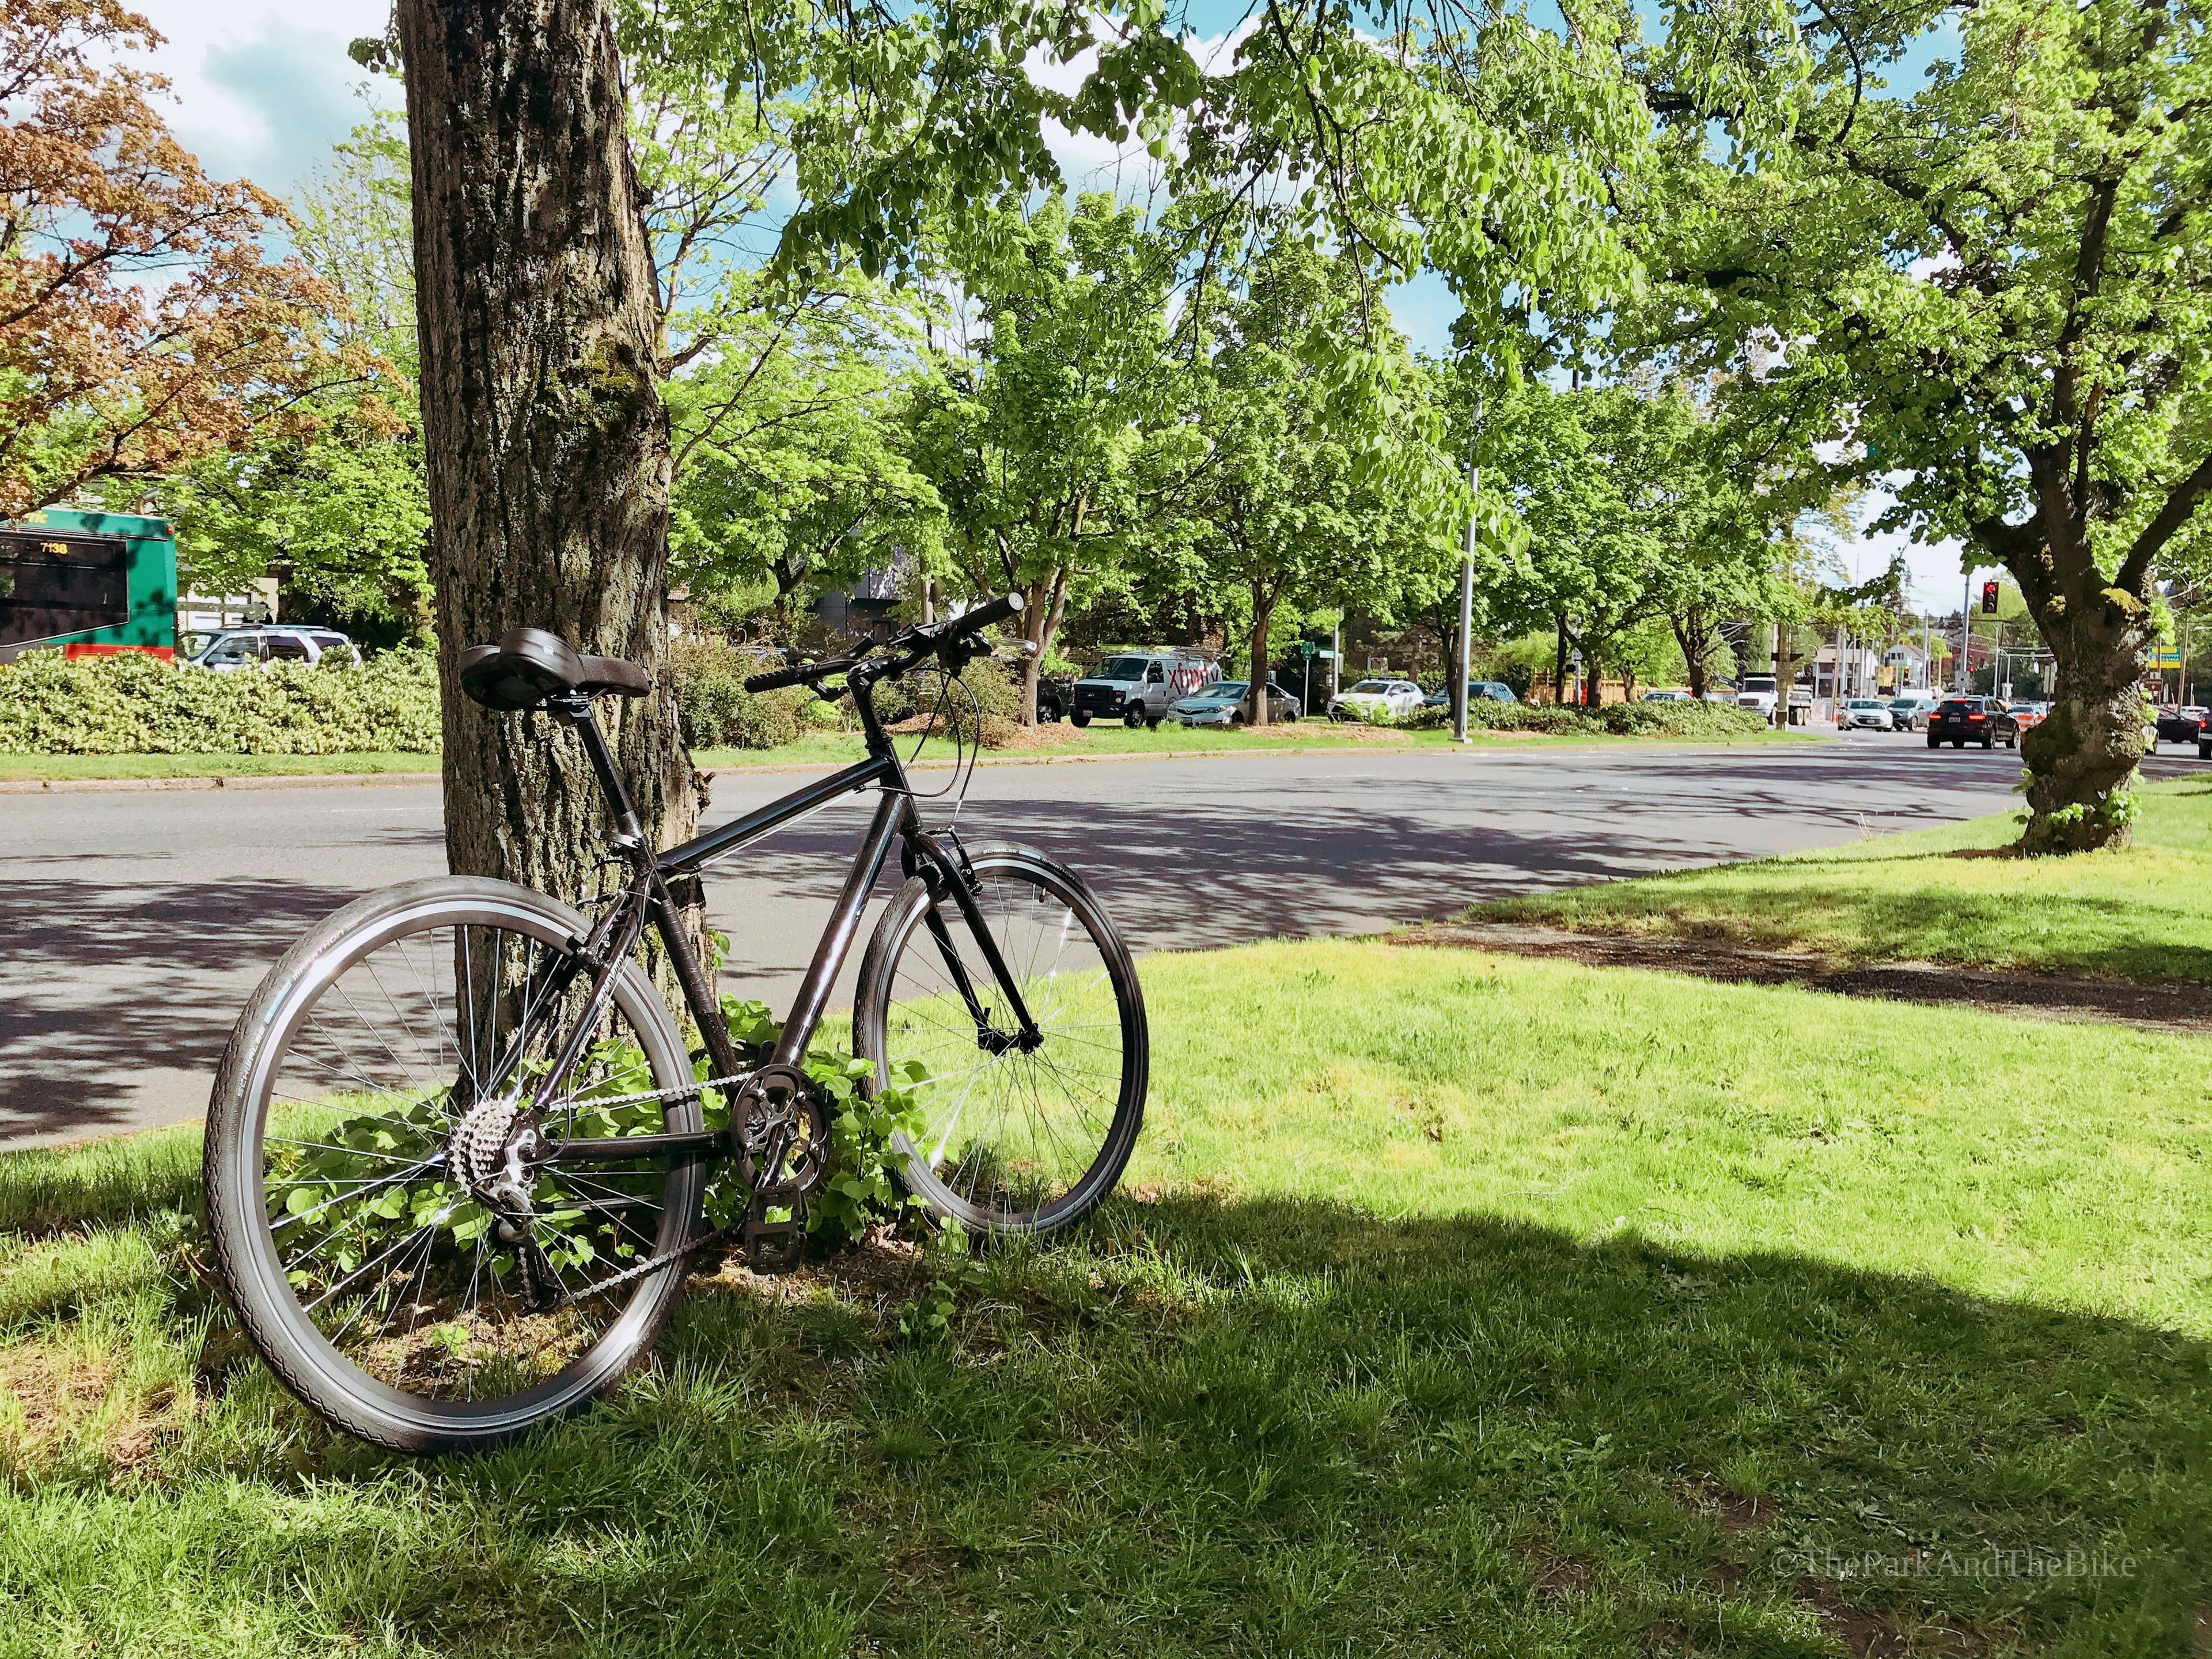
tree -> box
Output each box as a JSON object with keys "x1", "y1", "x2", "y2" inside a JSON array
[
  {"x1": 668, "y1": 299, "x2": 940, "y2": 624},
  {"x1": 127, "y1": 114, "x2": 430, "y2": 641},
  {"x1": 1637, "y1": 0, "x2": 2212, "y2": 851},
  {"x1": 396, "y1": 0, "x2": 695, "y2": 898},
  {"x1": 906, "y1": 195, "x2": 1198, "y2": 723},
  {"x1": 1486, "y1": 382, "x2": 1705, "y2": 705},
  {"x1": 0, "y1": 0, "x2": 332, "y2": 516},
  {"x1": 1185, "y1": 238, "x2": 1462, "y2": 725}
]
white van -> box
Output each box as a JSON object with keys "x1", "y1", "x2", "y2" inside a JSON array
[{"x1": 1070, "y1": 650, "x2": 1220, "y2": 728}]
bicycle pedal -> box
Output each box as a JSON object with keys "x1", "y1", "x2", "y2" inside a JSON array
[{"x1": 744, "y1": 1187, "x2": 808, "y2": 1274}]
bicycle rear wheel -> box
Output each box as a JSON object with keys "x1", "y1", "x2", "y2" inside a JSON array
[
  {"x1": 203, "y1": 877, "x2": 706, "y2": 1454},
  {"x1": 854, "y1": 845, "x2": 1146, "y2": 1235}
]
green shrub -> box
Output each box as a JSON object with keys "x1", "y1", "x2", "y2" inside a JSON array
[
  {"x1": 0, "y1": 649, "x2": 442, "y2": 754},
  {"x1": 888, "y1": 664, "x2": 1023, "y2": 748},
  {"x1": 1393, "y1": 696, "x2": 1767, "y2": 740},
  {"x1": 668, "y1": 634, "x2": 810, "y2": 750}
]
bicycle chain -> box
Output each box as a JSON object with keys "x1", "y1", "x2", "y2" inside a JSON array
[{"x1": 531, "y1": 1069, "x2": 822, "y2": 1300}]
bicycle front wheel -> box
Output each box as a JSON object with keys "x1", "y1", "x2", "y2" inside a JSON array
[
  {"x1": 203, "y1": 877, "x2": 706, "y2": 1454},
  {"x1": 855, "y1": 845, "x2": 1147, "y2": 1236}
]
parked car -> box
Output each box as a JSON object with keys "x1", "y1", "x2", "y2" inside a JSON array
[
  {"x1": 1926, "y1": 695, "x2": 2008, "y2": 748},
  {"x1": 1421, "y1": 680, "x2": 1519, "y2": 710},
  {"x1": 1889, "y1": 694, "x2": 1941, "y2": 732},
  {"x1": 2008, "y1": 701, "x2": 2048, "y2": 741},
  {"x1": 1169, "y1": 679, "x2": 1301, "y2": 727},
  {"x1": 182, "y1": 626, "x2": 360, "y2": 671},
  {"x1": 1839, "y1": 697, "x2": 1896, "y2": 730},
  {"x1": 2154, "y1": 705, "x2": 2208, "y2": 746},
  {"x1": 1639, "y1": 688, "x2": 1693, "y2": 702},
  {"x1": 1069, "y1": 650, "x2": 1218, "y2": 728},
  {"x1": 1328, "y1": 677, "x2": 1425, "y2": 722},
  {"x1": 1033, "y1": 676, "x2": 1075, "y2": 722}
]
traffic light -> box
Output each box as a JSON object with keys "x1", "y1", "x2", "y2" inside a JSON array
[{"x1": 1980, "y1": 579, "x2": 2000, "y2": 614}]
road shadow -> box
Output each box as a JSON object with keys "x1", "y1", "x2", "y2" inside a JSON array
[{"x1": 0, "y1": 876, "x2": 363, "y2": 1141}]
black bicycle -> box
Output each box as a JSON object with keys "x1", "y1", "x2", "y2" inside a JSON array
[{"x1": 202, "y1": 594, "x2": 1147, "y2": 1453}]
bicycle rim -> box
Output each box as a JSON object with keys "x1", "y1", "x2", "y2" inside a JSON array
[
  {"x1": 861, "y1": 851, "x2": 1145, "y2": 1233},
  {"x1": 209, "y1": 884, "x2": 703, "y2": 1442}
]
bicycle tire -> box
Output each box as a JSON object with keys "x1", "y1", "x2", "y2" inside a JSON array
[
  {"x1": 854, "y1": 846, "x2": 1146, "y2": 1236},
  {"x1": 204, "y1": 876, "x2": 704, "y2": 1454}
]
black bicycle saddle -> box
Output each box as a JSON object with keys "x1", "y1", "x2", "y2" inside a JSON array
[{"x1": 459, "y1": 627, "x2": 652, "y2": 712}]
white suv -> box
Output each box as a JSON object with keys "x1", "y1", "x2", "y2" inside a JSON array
[
  {"x1": 184, "y1": 626, "x2": 362, "y2": 671},
  {"x1": 1329, "y1": 678, "x2": 1425, "y2": 722}
]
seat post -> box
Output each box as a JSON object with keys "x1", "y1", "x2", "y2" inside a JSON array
[{"x1": 548, "y1": 691, "x2": 646, "y2": 852}]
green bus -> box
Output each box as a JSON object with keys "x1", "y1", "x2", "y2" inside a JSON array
[{"x1": 0, "y1": 508, "x2": 177, "y2": 662}]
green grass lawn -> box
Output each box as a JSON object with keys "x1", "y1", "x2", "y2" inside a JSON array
[
  {"x1": 2, "y1": 939, "x2": 2205, "y2": 1656},
  {"x1": 0, "y1": 751, "x2": 438, "y2": 782},
  {"x1": 1473, "y1": 775, "x2": 2212, "y2": 986},
  {"x1": 0, "y1": 717, "x2": 1813, "y2": 782}
]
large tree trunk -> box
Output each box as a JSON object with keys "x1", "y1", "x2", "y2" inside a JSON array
[
  {"x1": 1247, "y1": 584, "x2": 1275, "y2": 728},
  {"x1": 399, "y1": 0, "x2": 699, "y2": 902},
  {"x1": 2018, "y1": 589, "x2": 2154, "y2": 854},
  {"x1": 1672, "y1": 607, "x2": 1709, "y2": 699},
  {"x1": 1017, "y1": 568, "x2": 1068, "y2": 725}
]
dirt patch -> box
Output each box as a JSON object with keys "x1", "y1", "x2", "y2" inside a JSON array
[
  {"x1": 1396, "y1": 923, "x2": 2212, "y2": 1036},
  {"x1": 1521, "y1": 1540, "x2": 1602, "y2": 1603},
  {"x1": 1791, "y1": 1578, "x2": 1990, "y2": 1658},
  {"x1": 0, "y1": 1347, "x2": 111, "y2": 1444},
  {"x1": 1674, "y1": 1475, "x2": 1777, "y2": 1534}
]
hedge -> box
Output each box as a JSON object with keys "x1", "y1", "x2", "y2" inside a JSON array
[
  {"x1": 0, "y1": 649, "x2": 442, "y2": 754},
  {"x1": 1397, "y1": 696, "x2": 1771, "y2": 740}
]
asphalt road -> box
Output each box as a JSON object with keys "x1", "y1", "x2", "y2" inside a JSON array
[{"x1": 1, "y1": 738, "x2": 2049, "y2": 1147}]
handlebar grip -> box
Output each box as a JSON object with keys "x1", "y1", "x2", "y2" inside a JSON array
[
  {"x1": 939, "y1": 592, "x2": 1025, "y2": 645},
  {"x1": 743, "y1": 662, "x2": 819, "y2": 694}
]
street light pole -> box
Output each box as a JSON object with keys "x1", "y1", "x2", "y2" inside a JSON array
[{"x1": 1455, "y1": 456, "x2": 1476, "y2": 744}]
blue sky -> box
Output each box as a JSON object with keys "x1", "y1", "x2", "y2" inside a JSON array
[{"x1": 135, "y1": 0, "x2": 1978, "y2": 606}]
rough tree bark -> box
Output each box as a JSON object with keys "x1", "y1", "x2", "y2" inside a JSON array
[
  {"x1": 1984, "y1": 469, "x2": 2164, "y2": 854},
  {"x1": 398, "y1": 0, "x2": 700, "y2": 902}
]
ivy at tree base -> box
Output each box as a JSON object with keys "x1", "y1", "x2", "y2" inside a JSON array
[{"x1": 2020, "y1": 684, "x2": 2149, "y2": 856}]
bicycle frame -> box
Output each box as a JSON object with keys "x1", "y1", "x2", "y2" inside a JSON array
[{"x1": 526, "y1": 664, "x2": 1041, "y2": 1171}]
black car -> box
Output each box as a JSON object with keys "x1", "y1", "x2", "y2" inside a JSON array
[
  {"x1": 1926, "y1": 696, "x2": 2009, "y2": 749},
  {"x1": 1035, "y1": 676, "x2": 1074, "y2": 722},
  {"x1": 2154, "y1": 705, "x2": 2208, "y2": 745}
]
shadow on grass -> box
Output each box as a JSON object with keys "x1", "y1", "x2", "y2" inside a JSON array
[
  {"x1": 49, "y1": 1189, "x2": 2195, "y2": 1658},
  {"x1": 1482, "y1": 872, "x2": 2212, "y2": 986}
]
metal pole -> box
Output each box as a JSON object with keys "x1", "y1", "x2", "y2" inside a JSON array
[
  {"x1": 1961, "y1": 574, "x2": 1973, "y2": 691},
  {"x1": 1455, "y1": 458, "x2": 1476, "y2": 744}
]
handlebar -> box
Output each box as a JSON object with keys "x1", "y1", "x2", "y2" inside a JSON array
[
  {"x1": 742, "y1": 592, "x2": 1027, "y2": 694},
  {"x1": 740, "y1": 658, "x2": 825, "y2": 694}
]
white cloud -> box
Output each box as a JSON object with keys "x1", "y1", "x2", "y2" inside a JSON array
[{"x1": 129, "y1": 1, "x2": 393, "y2": 196}]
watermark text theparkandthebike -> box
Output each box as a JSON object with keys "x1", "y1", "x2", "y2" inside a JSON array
[{"x1": 1774, "y1": 1546, "x2": 2137, "y2": 1582}]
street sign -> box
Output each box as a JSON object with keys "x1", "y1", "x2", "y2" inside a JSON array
[{"x1": 2152, "y1": 647, "x2": 2183, "y2": 669}]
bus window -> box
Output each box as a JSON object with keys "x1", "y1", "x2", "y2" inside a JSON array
[{"x1": 0, "y1": 533, "x2": 127, "y2": 647}]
